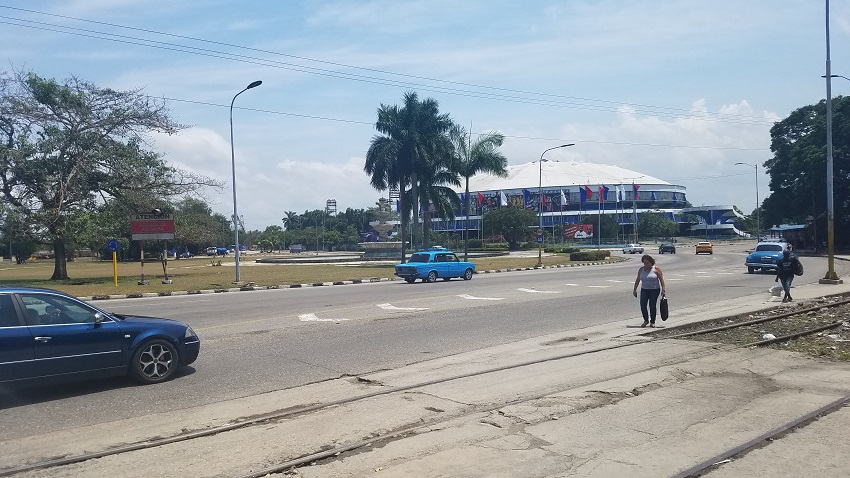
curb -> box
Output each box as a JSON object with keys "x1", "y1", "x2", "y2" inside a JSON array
[{"x1": 77, "y1": 259, "x2": 627, "y2": 301}]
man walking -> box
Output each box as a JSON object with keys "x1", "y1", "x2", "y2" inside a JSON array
[{"x1": 775, "y1": 249, "x2": 801, "y2": 302}]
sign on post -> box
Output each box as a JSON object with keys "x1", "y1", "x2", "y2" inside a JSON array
[{"x1": 130, "y1": 212, "x2": 175, "y2": 240}]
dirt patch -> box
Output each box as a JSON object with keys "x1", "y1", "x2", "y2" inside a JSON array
[{"x1": 648, "y1": 293, "x2": 850, "y2": 361}]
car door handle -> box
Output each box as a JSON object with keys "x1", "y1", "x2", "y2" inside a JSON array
[{"x1": 34, "y1": 336, "x2": 52, "y2": 342}]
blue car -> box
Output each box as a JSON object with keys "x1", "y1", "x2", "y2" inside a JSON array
[
  {"x1": 745, "y1": 241, "x2": 792, "y2": 273},
  {"x1": 0, "y1": 286, "x2": 200, "y2": 386},
  {"x1": 395, "y1": 247, "x2": 476, "y2": 283}
]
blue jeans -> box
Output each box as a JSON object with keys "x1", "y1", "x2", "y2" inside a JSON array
[
  {"x1": 640, "y1": 288, "x2": 661, "y2": 323},
  {"x1": 780, "y1": 275, "x2": 794, "y2": 297}
]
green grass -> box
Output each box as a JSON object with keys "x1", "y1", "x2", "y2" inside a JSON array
[{"x1": 0, "y1": 253, "x2": 622, "y2": 297}]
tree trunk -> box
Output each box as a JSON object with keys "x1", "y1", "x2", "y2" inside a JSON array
[
  {"x1": 422, "y1": 196, "x2": 431, "y2": 249},
  {"x1": 463, "y1": 177, "x2": 470, "y2": 261},
  {"x1": 410, "y1": 169, "x2": 420, "y2": 251},
  {"x1": 50, "y1": 238, "x2": 69, "y2": 280},
  {"x1": 399, "y1": 184, "x2": 407, "y2": 263}
]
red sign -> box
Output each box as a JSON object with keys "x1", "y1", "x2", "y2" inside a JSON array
[{"x1": 131, "y1": 213, "x2": 175, "y2": 240}]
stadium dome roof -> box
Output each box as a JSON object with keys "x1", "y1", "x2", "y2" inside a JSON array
[{"x1": 465, "y1": 160, "x2": 669, "y2": 192}]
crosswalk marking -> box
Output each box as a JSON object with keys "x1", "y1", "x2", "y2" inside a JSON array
[{"x1": 518, "y1": 288, "x2": 559, "y2": 294}]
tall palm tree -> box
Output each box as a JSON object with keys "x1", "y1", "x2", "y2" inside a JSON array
[
  {"x1": 451, "y1": 125, "x2": 508, "y2": 260},
  {"x1": 365, "y1": 91, "x2": 453, "y2": 256}
]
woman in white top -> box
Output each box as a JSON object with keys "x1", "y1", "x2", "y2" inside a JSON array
[{"x1": 632, "y1": 254, "x2": 666, "y2": 327}]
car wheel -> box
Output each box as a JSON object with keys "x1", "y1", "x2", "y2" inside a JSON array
[
  {"x1": 748, "y1": 266, "x2": 755, "y2": 274},
  {"x1": 405, "y1": 278, "x2": 416, "y2": 284},
  {"x1": 463, "y1": 268, "x2": 474, "y2": 280},
  {"x1": 130, "y1": 339, "x2": 179, "y2": 384},
  {"x1": 426, "y1": 271, "x2": 437, "y2": 283}
]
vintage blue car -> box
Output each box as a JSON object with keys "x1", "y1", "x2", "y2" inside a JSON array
[
  {"x1": 394, "y1": 247, "x2": 476, "y2": 283},
  {"x1": 745, "y1": 241, "x2": 792, "y2": 273}
]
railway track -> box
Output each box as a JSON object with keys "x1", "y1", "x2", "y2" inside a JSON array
[{"x1": 3, "y1": 294, "x2": 849, "y2": 477}]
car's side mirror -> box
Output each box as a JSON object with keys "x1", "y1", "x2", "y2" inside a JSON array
[{"x1": 94, "y1": 312, "x2": 106, "y2": 326}]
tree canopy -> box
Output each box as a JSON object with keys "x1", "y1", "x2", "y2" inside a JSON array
[{"x1": 0, "y1": 69, "x2": 220, "y2": 279}]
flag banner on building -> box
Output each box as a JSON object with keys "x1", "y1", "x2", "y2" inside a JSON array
[
  {"x1": 651, "y1": 191, "x2": 658, "y2": 202},
  {"x1": 541, "y1": 191, "x2": 549, "y2": 211},
  {"x1": 617, "y1": 186, "x2": 624, "y2": 203},
  {"x1": 584, "y1": 185, "x2": 593, "y2": 203},
  {"x1": 500, "y1": 191, "x2": 508, "y2": 207},
  {"x1": 523, "y1": 189, "x2": 531, "y2": 209},
  {"x1": 601, "y1": 185, "x2": 610, "y2": 201},
  {"x1": 633, "y1": 184, "x2": 641, "y2": 200},
  {"x1": 561, "y1": 189, "x2": 569, "y2": 208},
  {"x1": 477, "y1": 192, "x2": 484, "y2": 207},
  {"x1": 672, "y1": 192, "x2": 678, "y2": 203}
]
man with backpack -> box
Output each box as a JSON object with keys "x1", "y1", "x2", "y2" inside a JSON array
[{"x1": 775, "y1": 249, "x2": 803, "y2": 302}]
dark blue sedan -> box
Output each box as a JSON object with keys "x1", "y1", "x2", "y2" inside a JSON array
[{"x1": 0, "y1": 286, "x2": 200, "y2": 386}]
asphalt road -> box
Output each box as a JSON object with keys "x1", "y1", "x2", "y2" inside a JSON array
[{"x1": 1, "y1": 245, "x2": 846, "y2": 441}]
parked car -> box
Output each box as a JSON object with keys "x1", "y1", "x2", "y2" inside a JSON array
[
  {"x1": 179, "y1": 251, "x2": 194, "y2": 259},
  {"x1": 658, "y1": 243, "x2": 676, "y2": 254},
  {"x1": 695, "y1": 241, "x2": 713, "y2": 254},
  {"x1": 745, "y1": 241, "x2": 791, "y2": 273},
  {"x1": 205, "y1": 246, "x2": 217, "y2": 256},
  {"x1": 622, "y1": 244, "x2": 644, "y2": 254},
  {"x1": 394, "y1": 246, "x2": 476, "y2": 283},
  {"x1": 0, "y1": 286, "x2": 200, "y2": 386}
]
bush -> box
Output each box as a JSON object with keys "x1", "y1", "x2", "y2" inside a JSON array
[
  {"x1": 570, "y1": 250, "x2": 610, "y2": 261},
  {"x1": 544, "y1": 246, "x2": 580, "y2": 254},
  {"x1": 483, "y1": 242, "x2": 508, "y2": 251},
  {"x1": 468, "y1": 239, "x2": 483, "y2": 249}
]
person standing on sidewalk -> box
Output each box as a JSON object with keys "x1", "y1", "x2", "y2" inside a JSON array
[
  {"x1": 775, "y1": 249, "x2": 800, "y2": 302},
  {"x1": 633, "y1": 254, "x2": 666, "y2": 327}
]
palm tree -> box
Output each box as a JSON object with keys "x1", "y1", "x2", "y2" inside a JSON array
[
  {"x1": 451, "y1": 125, "x2": 508, "y2": 260},
  {"x1": 283, "y1": 211, "x2": 300, "y2": 230},
  {"x1": 365, "y1": 91, "x2": 453, "y2": 256}
]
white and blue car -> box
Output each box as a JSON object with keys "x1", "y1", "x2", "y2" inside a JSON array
[
  {"x1": 745, "y1": 240, "x2": 792, "y2": 273},
  {"x1": 394, "y1": 247, "x2": 476, "y2": 283}
]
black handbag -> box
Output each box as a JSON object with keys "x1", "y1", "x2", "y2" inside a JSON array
[{"x1": 660, "y1": 297, "x2": 669, "y2": 321}]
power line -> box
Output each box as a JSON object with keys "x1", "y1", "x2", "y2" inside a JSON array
[{"x1": 0, "y1": 6, "x2": 778, "y2": 127}]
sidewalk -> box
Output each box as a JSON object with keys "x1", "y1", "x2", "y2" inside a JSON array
[{"x1": 5, "y1": 278, "x2": 850, "y2": 477}]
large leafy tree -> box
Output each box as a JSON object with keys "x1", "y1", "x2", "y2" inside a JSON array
[
  {"x1": 451, "y1": 126, "x2": 508, "y2": 259},
  {"x1": 763, "y1": 96, "x2": 850, "y2": 245},
  {"x1": 637, "y1": 211, "x2": 679, "y2": 238},
  {"x1": 365, "y1": 91, "x2": 453, "y2": 258},
  {"x1": 0, "y1": 70, "x2": 220, "y2": 279},
  {"x1": 482, "y1": 207, "x2": 536, "y2": 250}
]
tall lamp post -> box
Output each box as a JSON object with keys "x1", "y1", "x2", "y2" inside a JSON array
[
  {"x1": 820, "y1": 0, "x2": 841, "y2": 284},
  {"x1": 281, "y1": 219, "x2": 288, "y2": 253},
  {"x1": 537, "y1": 143, "x2": 574, "y2": 267},
  {"x1": 734, "y1": 162, "x2": 760, "y2": 240},
  {"x1": 230, "y1": 80, "x2": 262, "y2": 284}
]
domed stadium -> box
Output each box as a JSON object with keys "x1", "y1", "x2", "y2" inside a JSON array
[{"x1": 431, "y1": 160, "x2": 747, "y2": 239}]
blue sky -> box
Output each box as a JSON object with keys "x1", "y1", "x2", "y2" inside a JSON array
[{"x1": 2, "y1": 1, "x2": 849, "y2": 230}]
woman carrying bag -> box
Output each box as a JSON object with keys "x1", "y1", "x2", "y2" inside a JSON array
[{"x1": 633, "y1": 254, "x2": 666, "y2": 327}]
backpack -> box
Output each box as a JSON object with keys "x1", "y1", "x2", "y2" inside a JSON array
[{"x1": 793, "y1": 258, "x2": 804, "y2": 276}]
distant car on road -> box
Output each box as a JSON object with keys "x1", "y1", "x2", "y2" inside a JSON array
[
  {"x1": 622, "y1": 244, "x2": 644, "y2": 254},
  {"x1": 658, "y1": 243, "x2": 676, "y2": 254},
  {"x1": 0, "y1": 286, "x2": 200, "y2": 386},
  {"x1": 695, "y1": 241, "x2": 714, "y2": 254},
  {"x1": 745, "y1": 241, "x2": 791, "y2": 273},
  {"x1": 394, "y1": 247, "x2": 476, "y2": 283}
]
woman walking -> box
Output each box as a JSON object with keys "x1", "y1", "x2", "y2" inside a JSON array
[{"x1": 633, "y1": 254, "x2": 666, "y2": 327}]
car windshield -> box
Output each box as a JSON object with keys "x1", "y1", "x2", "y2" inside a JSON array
[
  {"x1": 408, "y1": 253, "x2": 430, "y2": 263},
  {"x1": 756, "y1": 244, "x2": 783, "y2": 252}
]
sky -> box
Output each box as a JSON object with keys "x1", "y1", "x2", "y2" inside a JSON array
[{"x1": 2, "y1": 1, "x2": 850, "y2": 231}]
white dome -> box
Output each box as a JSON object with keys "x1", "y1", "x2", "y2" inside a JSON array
[{"x1": 466, "y1": 160, "x2": 668, "y2": 192}]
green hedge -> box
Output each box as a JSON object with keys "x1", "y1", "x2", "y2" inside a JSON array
[
  {"x1": 483, "y1": 242, "x2": 509, "y2": 251},
  {"x1": 544, "y1": 246, "x2": 581, "y2": 254},
  {"x1": 569, "y1": 250, "x2": 610, "y2": 261}
]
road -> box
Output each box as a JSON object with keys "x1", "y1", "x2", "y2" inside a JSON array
[{"x1": 1, "y1": 245, "x2": 844, "y2": 441}]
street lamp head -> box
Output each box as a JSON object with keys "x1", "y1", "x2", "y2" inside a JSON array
[
  {"x1": 247, "y1": 80, "x2": 262, "y2": 89},
  {"x1": 560, "y1": 143, "x2": 575, "y2": 148}
]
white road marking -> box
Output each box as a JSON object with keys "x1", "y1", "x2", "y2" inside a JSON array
[
  {"x1": 518, "y1": 288, "x2": 559, "y2": 294},
  {"x1": 564, "y1": 283, "x2": 580, "y2": 287},
  {"x1": 587, "y1": 285, "x2": 611, "y2": 288},
  {"x1": 666, "y1": 278, "x2": 684, "y2": 281},
  {"x1": 377, "y1": 303, "x2": 429, "y2": 311},
  {"x1": 606, "y1": 279, "x2": 627, "y2": 283},
  {"x1": 718, "y1": 272, "x2": 734, "y2": 275},
  {"x1": 458, "y1": 294, "x2": 505, "y2": 301},
  {"x1": 298, "y1": 313, "x2": 349, "y2": 322}
]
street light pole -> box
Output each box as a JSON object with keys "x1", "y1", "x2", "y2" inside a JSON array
[
  {"x1": 820, "y1": 0, "x2": 841, "y2": 283},
  {"x1": 734, "y1": 162, "x2": 760, "y2": 240},
  {"x1": 281, "y1": 219, "x2": 288, "y2": 253},
  {"x1": 230, "y1": 80, "x2": 262, "y2": 284},
  {"x1": 537, "y1": 143, "x2": 574, "y2": 267}
]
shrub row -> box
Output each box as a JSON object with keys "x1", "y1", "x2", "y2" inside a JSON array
[{"x1": 569, "y1": 250, "x2": 610, "y2": 261}]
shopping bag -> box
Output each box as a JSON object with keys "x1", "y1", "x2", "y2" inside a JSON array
[{"x1": 660, "y1": 297, "x2": 669, "y2": 321}]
